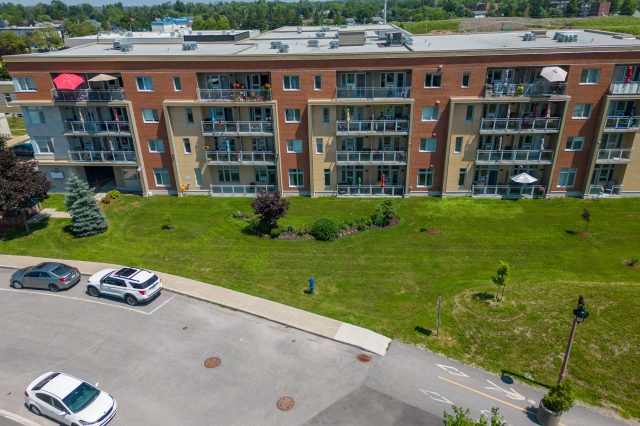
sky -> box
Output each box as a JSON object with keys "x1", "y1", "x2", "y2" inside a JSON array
[{"x1": 19, "y1": 0, "x2": 298, "y2": 6}]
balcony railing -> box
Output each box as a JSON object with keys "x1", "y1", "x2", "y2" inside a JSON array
[
  {"x1": 476, "y1": 149, "x2": 554, "y2": 164},
  {"x1": 596, "y1": 148, "x2": 632, "y2": 163},
  {"x1": 51, "y1": 89, "x2": 126, "y2": 102},
  {"x1": 197, "y1": 88, "x2": 272, "y2": 102},
  {"x1": 335, "y1": 86, "x2": 411, "y2": 99},
  {"x1": 210, "y1": 184, "x2": 276, "y2": 196},
  {"x1": 603, "y1": 116, "x2": 640, "y2": 131},
  {"x1": 588, "y1": 184, "x2": 623, "y2": 197},
  {"x1": 64, "y1": 120, "x2": 131, "y2": 134},
  {"x1": 205, "y1": 151, "x2": 276, "y2": 164},
  {"x1": 480, "y1": 117, "x2": 561, "y2": 134},
  {"x1": 484, "y1": 82, "x2": 567, "y2": 98},
  {"x1": 336, "y1": 184, "x2": 404, "y2": 196},
  {"x1": 472, "y1": 184, "x2": 546, "y2": 198},
  {"x1": 336, "y1": 120, "x2": 409, "y2": 135},
  {"x1": 609, "y1": 82, "x2": 640, "y2": 95},
  {"x1": 201, "y1": 120, "x2": 274, "y2": 136},
  {"x1": 336, "y1": 150, "x2": 407, "y2": 164},
  {"x1": 68, "y1": 150, "x2": 136, "y2": 163}
]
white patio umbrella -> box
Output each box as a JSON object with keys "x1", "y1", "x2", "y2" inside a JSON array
[
  {"x1": 88, "y1": 74, "x2": 118, "y2": 82},
  {"x1": 510, "y1": 172, "x2": 538, "y2": 184},
  {"x1": 540, "y1": 66, "x2": 567, "y2": 82}
]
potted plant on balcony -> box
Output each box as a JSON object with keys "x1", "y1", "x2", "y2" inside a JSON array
[
  {"x1": 262, "y1": 82, "x2": 271, "y2": 100},
  {"x1": 515, "y1": 85, "x2": 525, "y2": 96},
  {"x1": 537, "y1": 380, "x2": 575, "y2": 426}
]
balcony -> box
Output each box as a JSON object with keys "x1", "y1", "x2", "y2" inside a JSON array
[
  {"x1": 63, "y1": 121, "x2": 131, "y2": 135},
  {"x1": 336, "y1": 120, "x2": 409, "y2": 136},
  {"x1": 479, "y1": 117, "x2": 561, "y2": 134},
  {"x1": 587, "y1": 184, "x2": 623, "y2": 197},
  {"x1": 210, "y1": 184, "x2": 276, "y2": 196},
  {"x1": 205, "y1": 151, "x2": 276, "y2": 165},
  {"x1": 609, "y1": 82, "x2": 640, "y2": 95},
  {"x1": 201, "y1": 121, "x2": 274, "y2": 136},
  {"x1": 335, "y1": 86, "x2": 411, "y2": 99},
  {"x1": 68, "y1": 150, "x2": 136, "y2": 163},
  {"x1": 336, "y1": 184, "x2": 404, "y2": 196},
  {"x1": 603, "y1": 116, "x2": 640, "y2": 132},
  {"x1": 336, "y1": 151, "x2": 407, "y2": 165},
  {"x1": 596, "y1": 148, "x2": 632, "y2": 164},
  {"x1": 52, "y1": 89, "x2": 126, "y2": 102},
  {"x1": 484, "y1": 82, "x2": 566, "y2": 98},
  {"x1": 472, "y1": 184, "x2": 546, "y2": 198},
  {"x1": 197, "y1": 88, "x2": 272, "y2": 102},
  {"x1": 476, "y1": 149, "x2": 554, "y2": 165}
]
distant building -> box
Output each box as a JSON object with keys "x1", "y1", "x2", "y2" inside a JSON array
[
  {"x1": 151, "y1": 17, "x2": 193, "y2": 33},
  {"x1": 0, "y1": 24, "x2": 64, "y2": 39}
]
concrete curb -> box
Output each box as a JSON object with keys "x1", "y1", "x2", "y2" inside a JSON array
[{"x1": 0, "y1": 254, "x2": 391, "y2": 355}]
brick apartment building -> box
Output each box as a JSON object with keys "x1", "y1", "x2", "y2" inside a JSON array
[{"x1": 4, "y1": 25, "x2": 640, "y2": 198}]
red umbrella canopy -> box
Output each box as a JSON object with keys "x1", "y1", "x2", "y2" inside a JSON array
[{"x1": 53, "y1": 73, "x2": 86, "y2": 90}]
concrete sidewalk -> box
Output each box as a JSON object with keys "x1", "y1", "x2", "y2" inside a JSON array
[{"x1": 0, "y1": 254, "x2": 391, "y2": 355}]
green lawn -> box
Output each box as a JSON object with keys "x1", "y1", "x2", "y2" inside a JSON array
[
  {"x1": 7, "y1": 116, "x2": 27, "y2": 136},
  {"x1": 40, "y1": 194, "x2": 67, "y2": 211},
  {"x1": 2, "y1": 195, "x2": 639, "y2": 419},
  {"x1": 395, "y1": 19, "x2": 460, "y2": 34}
]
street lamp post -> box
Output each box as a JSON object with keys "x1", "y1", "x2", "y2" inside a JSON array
[{"x1": 557, "y1": 295, "x2": 589, "y2": 385}]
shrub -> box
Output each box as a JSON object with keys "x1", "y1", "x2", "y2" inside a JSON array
[
  {"x1": 627, "y1": 255, "x2": 639, "y2": 266},
  {"x1": 284, "y1": 225, "x2": 296, "y2": 233},
  {"x1": 355, "y1": 216, "x2": 372, "y2": 231},
  {"x1": 311, "y1": 217, "x2": 340, "y2": 241},
  {"x1": 443, "y1": 406, "x2": 505, "y2": 426},
  {"x1": 161, "y1": 213, "x2": 174, "y2": 230},
  {"x1": 232, "y1": 210, "x2": 251, "y2": 220},
  {"x1": 270, "y1": 227, "x2": 282, "y2": 238},
  {"x1": 251, "y1": 191, "x2": 289, "y2": 230},
  {"x1": 371, "y1": 199, "x2": 399, "y2": 226},
  {"x1": 105, "y1": 190, "x2": 120, "y2": 200},
  {"x1": 542, "y1": 380, "x2": 576, "y2": 413}
]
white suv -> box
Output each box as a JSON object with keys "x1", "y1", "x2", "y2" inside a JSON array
[{"x1": 87, "y1": 266, "x2": 162, "y2": 306}]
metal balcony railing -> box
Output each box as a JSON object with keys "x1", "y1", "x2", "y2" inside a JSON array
[
  {"x1": 68, "y1": 150, "x2": 136, "y2": 163},
  {"x1": 484, "y1": 82, "x2": 567, "y2": 98},
  {"x1": 205, "y1": 151, "x2": 276, "y2": 164},
  {"x1": 472, "y1": 185, "x2": 546, "y2": 198},
  {"x1": 480, "y1": 117, "x2": 561, "y2": 133},
  {"x1": 335, "y1": 86, "x2": 411, "y2": 99},
  {"x1": 209, "y1": 184, "x2": 276, "y2": 196},
  {"x1": 64, "y1": 120, "x2": 131, "y2": 134},
  {"x1": 596, "y1": 148, "x2": 632, "y2": 163},
  {"x1": 336, "y1": 150, "x2": 407, "y2": 164},
  {"x1": 603, "y1": 116, "x2": 640, "y2": 131},
  {"x1": 52, "y1": 89, "x2": 126, "y2": 102},
  {"x1": 609, "y1": 82, "x2": 640, "y2": 95},
  {"x1": 476, "y1": 149, "x2": 554, "y2": 164},
  {"x1": 336, "y1": 119, "x2": 409, "y2": 135},
  {"x1": 197, "y1": 88, "x2": 272, "y2": 102},
  {"x1": 201, "y1": 120, "x2": 274, "y2": 135},
  {"x1": 336, "y1": 184, "x2": 404, "y2": 196}
]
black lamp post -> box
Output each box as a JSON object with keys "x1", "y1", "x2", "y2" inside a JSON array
[{"x1": 558, "y1": 295, "x2": 589, "y2": 385}]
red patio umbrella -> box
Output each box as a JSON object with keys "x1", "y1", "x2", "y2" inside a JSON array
[
  {"x1": 53, "y1": 73, "x2": 85, "y2": 90},
  {"x1": 625, "y1": 66, "x2": 633, "y2": 84}
]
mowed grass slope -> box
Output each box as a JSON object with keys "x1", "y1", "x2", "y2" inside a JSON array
[{"x1": 2, "y1": 195, "x2": 639, "y2": 418}]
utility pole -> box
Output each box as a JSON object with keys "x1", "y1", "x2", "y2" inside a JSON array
[{"x1": 383, "y1": 0, "x2": 388, "y2": 24}]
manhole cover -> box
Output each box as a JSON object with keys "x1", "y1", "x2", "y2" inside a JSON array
[
  {"x1": 277, "y1": 396, "x2": 294, "y2": 411},
  {"x1": 357, "y1": 353, "x2": 372, "y2": 363},
  {"x1": 204, "y1": 357, "x2": 221, "y2": 368}
]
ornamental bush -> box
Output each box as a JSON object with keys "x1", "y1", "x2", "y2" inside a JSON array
[
  {"x1": 311, "y1": 217, "x2": 340, "y2": 241},
  {"x1": 371, "y1": 199, "x2": 399, "y2": 226},
  {"x1": 542, "y1": 380, "x2": 576, "y2": 413}
]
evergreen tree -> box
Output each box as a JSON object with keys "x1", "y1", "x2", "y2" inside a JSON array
[
  {"x1": 65, "y1": 174, "x2": 108, "y2": 237},
  {"x1": 620, "y1": 0, "x2": 637, "y2": 15},
  {"x1": 564, "y1": 0, "x2": 580, "y2": 16}
]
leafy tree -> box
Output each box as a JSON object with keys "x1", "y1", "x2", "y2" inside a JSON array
[
  {"x1": 581, "y1": 209, "x2": 591, "y2": 233},
  {"x1": 192, "y1": 15, "x2": 206, "y2": 30},
  {"x1": 542, "y1": 380, "x2": 576, "y2": 412},
  {"x1": 65, "y1": 20, "x2": 98, "y2": 37},
  {"x1": 620, "y1": 0, "x2": 638, "y2": 15},
  {"x1": 443, "y1": 406, "x2": 506, "y2": 426},
  {"x1": 251, "y1": 191, "x2": 289, "y2": 231},
  {"x1": 492, "y1": 261, "x2": 510, "y2": 301},
  {"x1": 217, "y1": 15, "x2": 231, "y2": 30},
  {"x1": 65, "y1": 174, "x2": 108, "y2": 237},
  {"x1": 564, "y1": 0, "x2": 580, "y2": 16},
  {"x1": 27, "y1": 25, "x2": 63, "y2": 50},
  {"x1": 0, "y1": 140, "x2": 51, "y2": 232},
  {"x1": 0, "y1": 31, "x2": 27, "y2": 56}
]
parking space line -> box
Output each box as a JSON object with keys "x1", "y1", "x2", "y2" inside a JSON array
[
  {"x1": 148, "y1": 295, "x2": 175, "y2": 314},
  {"x1": 0, "y1": 409, "x2": 42, "y2": 426}
]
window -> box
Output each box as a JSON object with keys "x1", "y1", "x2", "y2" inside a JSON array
[
  {"x1": 565, "y1": 136, "x2": 584, "y2": 151},
  {"x1": 24, "y1": 106, "x2": 45, "y2": 124},
  {"x1": 572, "y1": 103, "x2": 592, "y2": 119},
  {"x1": 33, "y1": 136, "x2": 54, "y2": 154},
  {"x1": 422, "y1": 106, "x2": 439, "y2": 121},
  {"x1": 173, "y1": 76, "x2": 182, "y2": 91},
  {"x1": 142, "y1": 109, "x2": 159, "y2": 123},
  {"x1": 50, "y1": 397, "x2": 66, "y2": 412},
  {"x1": 322, "y1": 107, "x2": 330, "y2": 124},
  {"x1": 185, "y1": 108, "x2": 194, "y2": 124},
  {"x1": 36, "y1": 393, "x2": 52, "y2": 405},
  {"x1": 465, "y1": 105, "x2": 474, "y2": 121},
  {"x1": 315, "y1": 138, "x2": 324, "y2": 154},
  {"x1": 283, "y1": 75, "x2": 300, "y2": 90},
  {"x1": 288, "y1": 169, "x2": 304, "y2": 187},
  {"x1": 417, "y1": 168, "x2": 434, "y2": 187},
  {"x1": 314, "y1": 75, "x2": 322, "y2": 90},
  {"x1": 136, "y1": 76, "x2": 153, "y2": 91},
  {"x1": 12, "y1": 77, "x2": 36, "y2": 92},
  {"x1": 147, "y1": 139, "x2": 164, "y2": 153},
  {"x1": 183, "y1": 138, "x2": 192, "y2": 154},
  {"x1": 153, "y1": 168, "x2": 170, "y2": 187},
  {"x1": 286, "y1": 139, "x2": 303, "y2": 153},
  {"x1": 580, "y1": 69, "x2": 600, "y2": 85},
  {"x1": 462, "y1": 72, "x2": 471, "y2": 88},
  {"x1": 458, "y1": 168, "x2": 466, "y2": 187},
  {"x1": 218, "y1": 166, "x2": 240, "y2": 182},
  {"x1": 324, "y1": 169, "x2": 331, "y2": 188},
  {"x1": 194, "y1": 168, "x2": 203, "y2": 186},
  {"x1": 285, "y1": 108, "x2": 301, "y2": 122},
  {"x1": 424, "y1": 73, "x2": 442, "y2": 88},
  {"x1": 2, "y1": 92, "x2": 12, "y2": 103},
  {"x1": 557, "y1": 168, "x2": 577, "y2": 187},
  {"x1": 419, "y1": 138, "x2": 437, "y2": 152},
  {"x1": 454, "y1": 136, "x2": 463, "y2": 153}
]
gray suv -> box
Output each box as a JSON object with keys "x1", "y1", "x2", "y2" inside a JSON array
[{"x1": 10, "y1": 263, "x2": 81, "y2": 292}]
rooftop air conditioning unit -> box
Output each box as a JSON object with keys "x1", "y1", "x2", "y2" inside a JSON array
[
  {"x1": 271, "y1": 41, "x2": 283, "y2": 49},
  {"x1": 403, "y1": 35, "x2": 414, "y2": 45},
  {"x1": 523, "y1": 32, "x2": 536, "y2": 41},
  {"x1": 112, "y1": 40, "x2": 121, "y2": 49},
  {"x1": 182, "y1": 41, "x2": 198, "y2": 51},
  {"x1": 340, "y1": 25, "x2": 347, "y2": 30},
  {"x1": 278, "y1": 44, "x2": 289, "y2": 53},
  {"x1": 316, "y1": 32, "x2": 326, "y2": 38},
  {"x1": 386, "y1": 31, "x2": 403, "y2": 46},
  {"x1": 120, "y1": 43, "x2": 133, "y2": 52},
  {"x1": 321, "y1": 26, "x2": 330, "y2": 32},
  {"x1": 297, "y1": 27, "x2": 302, "y2": 34},
  {"x1": 308, "y1": 39, "x2": 319, "y2": 47},
  {"x1": 329, "y1": 40, "x2": 339, "y2": 49}
]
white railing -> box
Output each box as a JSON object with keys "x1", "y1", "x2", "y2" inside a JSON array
[
  {"x1": 609, "y1": 82, "x2": 640, "y2": 95},
  {"x1": 64, "y1": 120, "x2": 131, "y2": 134},
  {"x1": 472, "y1": 184, "x2": 546, "y2": 198},
  {"x1": 336, "y1": 86, "x2": 411, "y2": 99},
  {"x1": 52, "y1": 89, "x2": 126, "y2": 102},
  {"x1": 484, "y1": 82, "x2": 567, "y2": 97},
  {"x1": 197, "y1": 88, "x2": 272, "y2": 102},
  {"x1": 596, "y1": 148, "x2": 632, "y2": 162},
  {"x1": 336, "y1": 119, "x2": 409, "y2": 134},
  {"x1": 205, "y1": 151, "x2": 276, "y2": 164},
  {"x1": 480, "y1": 117, "x2": 561, "y2": 133},
  {"x1": 588, "y1": 185, "x2": 604, "y2": 196},
  {"x1": 68, "y1": 150, "x2": 136, "y2": 163},
  {"x1": 201, "y1": 120, "x2": 274, "y2": 135},
  {"x1": 210, "y1": 184, "x2": 276, "y2": 196},
  {"x1": 603, "y1": 116, "x2": 640, "y2": 131},
  {"x1": 336, "y1": 184, "x2": 404, "y2": 196},
  {"x1": 336, "y1": 150, "x2": 407, "y2": 164},
  {"x1": 476, "y1": 149, "x2": 554, "y2": 164}
]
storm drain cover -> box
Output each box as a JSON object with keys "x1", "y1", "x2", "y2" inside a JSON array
[
  {"x1": 277, "y1": 396, "x2": 295, "y2": 411},
  {"x1": 357, "y1": 353, "x2": 372, "y2": 363},
  {"x1": 204, "y1": 357, "x2": 221, "y2": 368}
]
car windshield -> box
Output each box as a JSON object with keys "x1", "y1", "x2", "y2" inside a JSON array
[
  {"x1": 130, "y1": 275, "x2": 157, "y2": 289},
  {"x1": 62, "y1": 382, "x2": 100, "y2": 413},
  {"x1": 52, "y1": 265, "x2": 72, "y2": 276}
]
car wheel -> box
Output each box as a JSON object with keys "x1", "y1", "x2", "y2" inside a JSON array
[
  {"x1": 48, "y1": 283, "x2": 60, "y2": 292},
  {"x1": 11, "y1": 281, "x2": 23, "y2": 289},
  {"x1": 125, "y1": 294, "x2": 137, "y2": 306},
  {"x1": 87, "y1": 286, "x2": 100, "y2": 297},
  {"x1": 29, "y1": 405, "x2": 41, "y2": 416}
]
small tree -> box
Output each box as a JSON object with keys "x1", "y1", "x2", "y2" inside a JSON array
[
  {"x1": 251, "y1": 191, "x2": 289, "y2": 231},
  {"x1": 542, "y1": 380, "x2": 576, "y2": 413},
  {"x1": 371, "y1": 199, "x2": 399, "y2": 226},
  {"x1": 620, "y1": 0, "x2": 637, "y2": 15},
  {"x1": 581, "y1": 209, "x2": 591, "y2": 233},
  {"x1": 492, "y1": 261, "x2": 510, "y2": 301},
  {"x1": 444, "y1": 406, "x2": 506, "y2": 426},
  {"x1": 65, "y1": 174, "x2": 108, "y2": 237}
]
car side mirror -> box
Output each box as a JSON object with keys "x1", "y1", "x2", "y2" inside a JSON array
[
  {"x1": 95, "y1": 382, "x2": 99, "y2": 387},
  {"x1": 58, "y1": 411, "x2": 67, "y2": 416}
]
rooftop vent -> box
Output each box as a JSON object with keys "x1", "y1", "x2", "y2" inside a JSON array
[
  {"x1": 307, "y1": 39, "x2": 319, "y2": 47},
  {"x1": 182, "y1": 41, "x2": 198, "y2": 51},
  {"x1": 386, "y1": 31, "x2": 404, "y2": 46},
  {"x1": 329, "y1": 40, "x2": 339, "y2": 49},
  {"x1": 271, "y1": 41, "x2": 283, "y2": 49},
  {"x1": 321, "y1": 26, "x2": 330, "y2": 32},
  {"x1": 316, "y1": 32, "x2": 327, "y2": 38},
  {"x1": 523, "y1": 32, "x2": 537, "y2": 41},
  {"x1": 112, "y1": 40, "x2": 121, "y2": 49},
  {"x1": 553, "y1": 32, "x2": 578, "y2": 42},
  {"x1": 120, "y1": 42, "x2": 133, "y2": 52},
  {"x1": 338, "y1": 30, "x2": 365, "y2": 46},
  {"x1": 278, "y1": 44, "x2": 289, "y2": 53},
  {"x1": 297, "y1": 27, "x2": 302, "y2": 34}
]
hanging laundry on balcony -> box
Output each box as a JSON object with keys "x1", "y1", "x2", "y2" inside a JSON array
[
  {"x1": 625, "y1": 66, "x2": 633, "y2": 84},
  {"x1": 540, "y1": 67, "x2": 567, "y2": 83},
  {"x1": 510, "y1": 172, "x2": 538, "y2": 184},
  {"x1": 88, "y1": 74, "x2": 117, "y2": 82},
  {"x1": 53, "y1": 73, "x2": 86, "y2": 90}
]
